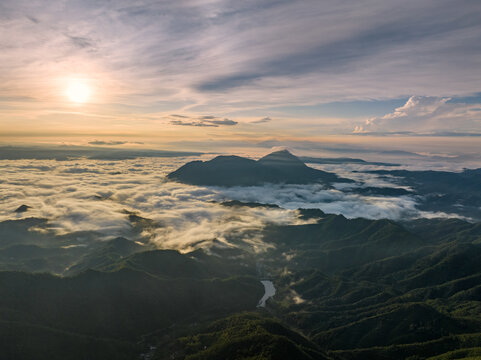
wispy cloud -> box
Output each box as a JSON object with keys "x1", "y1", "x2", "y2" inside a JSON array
[
  {"x1": 1, "y1": 0, "x2": 481, "y2": 137},
  {"x1": 64, "y1": 33, "x2": 96, "y2": 50},
  {"x1": 169, "y1": 115, "x2": 238, "y2": 127},
  {"x1": 251, "y1": 117, "x2": 272, "y2": 124},
  {"x1": 88, "y1": 140, "x2": 128, "y2": 146}
]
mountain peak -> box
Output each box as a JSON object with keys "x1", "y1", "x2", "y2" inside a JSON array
[
  {"x1": 258, "y1": 149, "x2": 306, "y2": 167},
  {"x1": 14, "y1": 204, "x2": 31, "y2": 213},
  {"x1": 167, "y1": 148, "x2": 350, "y2": 186}
]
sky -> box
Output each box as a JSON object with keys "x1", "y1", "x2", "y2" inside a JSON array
[{"x1": 1, "y1": 0, "x2": 481, "y2": 154}]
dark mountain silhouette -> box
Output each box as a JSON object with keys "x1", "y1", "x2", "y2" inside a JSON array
[
  {"x1": 167, "y1": 150, "x2": 353, "y2": 186},
  {"x1": 300, "y1": 156, "x2": 399, "y2": 166},
  {"x1": 14, "y1": 204, "x2": 31, "y2": 213}
]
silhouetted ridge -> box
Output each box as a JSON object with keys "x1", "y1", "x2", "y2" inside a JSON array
[
  {"x1": 14, "y1": 204, "x2": 31, "y2": 213},
  {"x1": 258, "y1": 149, "x2": 307, "y2": 168},
  {"x1": 167, "y1": 150, "x2": 353, "y2": 186}
]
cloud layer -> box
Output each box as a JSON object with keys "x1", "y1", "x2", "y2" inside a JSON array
[{"x1": 0, "y1": 156, "x2": 466, "y2": 252}]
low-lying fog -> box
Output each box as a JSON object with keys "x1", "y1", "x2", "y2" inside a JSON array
[{"x1": 0, "y1": 153, "x2": 468, "y2": 251}]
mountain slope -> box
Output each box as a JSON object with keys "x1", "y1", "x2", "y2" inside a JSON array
[
  {"x1": 0, "y1": 249, "x2": 264, "y2": 359},
  {"x1": 153, "y1": 313, "x2": 330, "y2": 360}
]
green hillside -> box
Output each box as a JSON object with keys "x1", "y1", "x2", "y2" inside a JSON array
[{"x1": 1, "y1": 210, "x2": 481, "y2": 359}]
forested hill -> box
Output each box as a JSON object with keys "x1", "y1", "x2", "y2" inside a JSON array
[{"x1": 1, "y1": 210, "x2": 481, "y2": 359}]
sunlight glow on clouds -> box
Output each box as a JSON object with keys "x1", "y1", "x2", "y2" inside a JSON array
[
  {"x1": 355, "y1": 96, "x2": 481, "y2": 135},
  {"x1": 1, "y1": 0, "x2": 481, "y2": 140}
]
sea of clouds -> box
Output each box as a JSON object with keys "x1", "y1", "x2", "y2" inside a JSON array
[{"x1": 0, "y1": 156, "x2": 463, "y2": 251}]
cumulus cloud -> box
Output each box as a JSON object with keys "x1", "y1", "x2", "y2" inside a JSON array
[
  {"x1": 169, "y1": 115, "x2": 238, "y2": 127},
  {"x1": 355, "y1": 96, "x2": 481, "y2": 134}
]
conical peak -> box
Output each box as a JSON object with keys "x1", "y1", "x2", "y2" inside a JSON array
[{"x1": 258, "y1": 149, "x2": 305, "y2": 167}]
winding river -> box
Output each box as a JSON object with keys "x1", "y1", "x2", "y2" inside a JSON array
[{"x1": 257, "y1": 280, "x2": 276, "y2": 307}]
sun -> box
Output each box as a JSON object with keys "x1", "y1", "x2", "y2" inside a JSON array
[{"x1": 66, "y1": 81, "x2": 90, "y2": 103}]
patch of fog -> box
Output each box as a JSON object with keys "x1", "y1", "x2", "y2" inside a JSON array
[
  {"x1": 417, "y1": 210, "x2": 468, "y2": 220},
  {"x1": 61, "y1": 244, "x2": 88, "y2": 249},
  {"x1": 257, "y1": 280, "x2": 276, "y2": 308},
  {"x1": 213, "y1": 184, "x2": 421, "y2": 220},
  {"x1": 308, "y1": 159, "x2": 480, "y2": 174},
  {"x1": 308, "y1": 163, "x2": 410, "y2": 188},
  {"x1": 290, "y1": 289, "x2": 305, "y2": 304}
]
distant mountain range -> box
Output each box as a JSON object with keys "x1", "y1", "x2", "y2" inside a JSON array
[
  {"x1": 0, "y1": 145, "x2": 201, "y2": 160},
  {"x1": 167, "y1": 150, "x2": 353, "y2": 186},
  {"x1": 300, "y1": 156, "x2": 399, "y2": 166},
  {"x1": 369, "y1": 168, "x2": 481, "y2": 220},
  {"x1": 167, "y1": 150, "x2": 481, "y2": 219}
]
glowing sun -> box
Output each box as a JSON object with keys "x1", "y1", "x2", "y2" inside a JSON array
[{"x1": 66, "y1": 81, "x2": 90, "y2": 103}]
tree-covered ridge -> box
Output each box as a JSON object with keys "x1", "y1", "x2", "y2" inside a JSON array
[
  {"x1": 255, "y1": 211, "x2": 481, "y2": 359},
  {"x1": 1, "y1": 209, "x2": 481, "y2": 359},
  {"x1": 154, "y1": 313, "x2": 329, "y2": 360}
]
